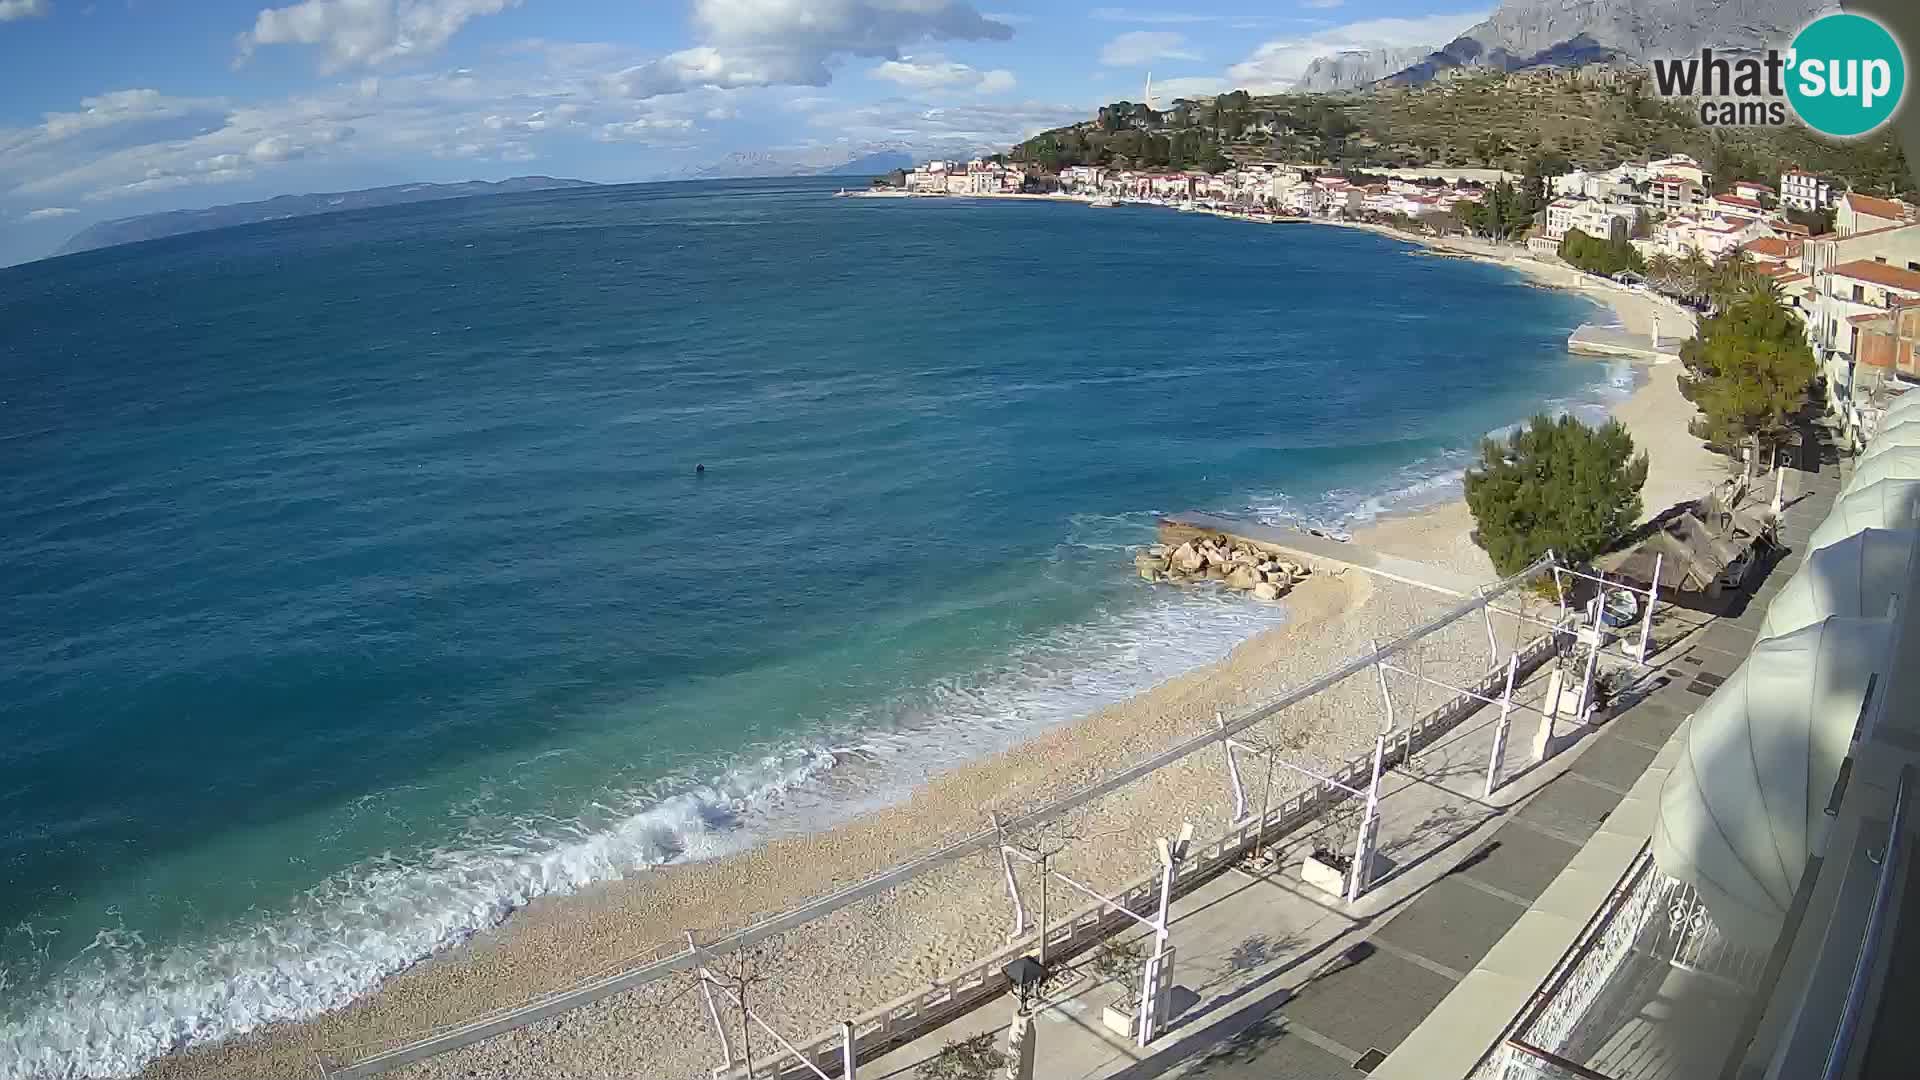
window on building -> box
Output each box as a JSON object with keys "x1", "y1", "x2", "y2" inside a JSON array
[
  {"x1": 1876, "y1": 256, "x2": 1888, "y2": 264},
  {"x1": 1854, "y1": 284, "x2": 1867, "y2": 302}
]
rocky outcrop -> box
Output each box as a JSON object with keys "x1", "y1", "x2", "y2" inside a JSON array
[
  {"x1": 1134, "y1": 533, "x2": 1311, "y2": 601},
  {"x1": 1297, "y1": 47, "x2": 1438, "y2": 92},
  {"x1": 1380, "y1": 0, "x2": 1837, "y2": 86}
]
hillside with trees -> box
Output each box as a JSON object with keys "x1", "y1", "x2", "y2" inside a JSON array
[{"x1": 1011, "y1": 73, "x2": 1911, "y2": 198}]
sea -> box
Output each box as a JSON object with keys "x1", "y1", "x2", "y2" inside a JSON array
[{"x1": 0, "y1": 176, "x2": 1631, "y2": 1078}]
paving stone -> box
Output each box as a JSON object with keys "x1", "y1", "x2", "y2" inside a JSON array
[
  {"x1": 1374, "y1": 876, "x2": 1526, "y2": 975},
  {"x1": 1278, "y1": 946, "x2": 1457, "y2": 1056},
  {"x1": 1514, "y1": 775, "x2": 1623, "y2": 842},
  {"x1": 1571, "y1": 736, "x2": 1660, "y2": 792},
  {"x1": 1450, "y1": 823, "x2": 1580, "y2": 900}
]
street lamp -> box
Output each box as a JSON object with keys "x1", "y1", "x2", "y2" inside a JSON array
[{"x1": 1003, "y1": 954, "x2": 1047, "y2": 1014}]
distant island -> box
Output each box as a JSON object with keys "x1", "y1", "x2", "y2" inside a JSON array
[{"x1": 56, "y1": 176, "x2": 597, "y2": 257}]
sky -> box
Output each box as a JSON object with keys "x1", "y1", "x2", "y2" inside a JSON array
[{"x1": 0, "y1": 0, "x2": 1494, "y2": 266}]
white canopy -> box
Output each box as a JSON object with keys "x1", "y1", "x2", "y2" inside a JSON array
[
  {"x1": 1806, "y1": 479, "x2": 1920, "y2": 553},
  {"x1": 1759, "y1": 529, "x2": 1915, "y2": 640},
  {"x1": 1844, "y1": 446, "x2": 1920, "y2": 495},
  {"x1": 1861, "y1": 417, "x2": 1920, "y2": 461},
  {"x1": 1653, "y1": 617, "x2": 1888, "y2": 946},
  {"x1": 1882, "y1": 393, "x2": 1920, "y2": 425}
]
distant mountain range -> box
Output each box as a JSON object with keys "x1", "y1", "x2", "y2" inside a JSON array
[
  {"x1": 1290, "y1": 0, "x2": 1835, "y2": 93},
  {"x1": 1297, "y1": 48, "x2": 1439, "y2": 93},
  {"x1": 56, "y1": 176, "x2": 596, "y2": 257},
  {"x1": 658, "y1": 146, "x2": 921, "y2": 182},
  {"x1": 1378, "y1": 0, "x2": 1835, "y2": 86}
]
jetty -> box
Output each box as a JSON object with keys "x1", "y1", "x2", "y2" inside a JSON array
[
  {"x1": 1567, "y1": 322, "x2": 1681, "y2": 362},
  {"x1": 1159, "y1": 511, "x2": 1481, "y2": 596}
]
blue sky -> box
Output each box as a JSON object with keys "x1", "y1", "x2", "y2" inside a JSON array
[{"x1": 0, "y1": 0, "x2": 1491, "y2": 265}]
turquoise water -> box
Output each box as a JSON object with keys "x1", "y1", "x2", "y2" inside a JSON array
[{"x1": 0, "y1": 177, "x2": 1622, "y2": 1077}]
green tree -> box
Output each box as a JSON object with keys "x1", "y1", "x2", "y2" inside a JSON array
[
  {"x1": 1678, "y1": 295, "x2": 1818, "y2": 461},
  {"x1": 1464, "y1": 414, "x2": 1650, "y2": 576}
]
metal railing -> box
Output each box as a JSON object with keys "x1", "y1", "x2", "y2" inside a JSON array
[
  {"x1": 1820, "y1": 761, "x2": 1914, "y2": 1080},
  {"x1": 318, "y1": 555, "x2": 1559, "y2": 1078}
]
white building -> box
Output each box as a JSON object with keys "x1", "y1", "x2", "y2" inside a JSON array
[
  {"x1": 1544, "y1": 197, "x2": 1639, "y2": 243},
  {"x1": 1836, "y1": 192, "x2": 1918, "y2": 236},
  {"x1": 1780, "y1": 169, "x2": 1832, "y2": 212}
]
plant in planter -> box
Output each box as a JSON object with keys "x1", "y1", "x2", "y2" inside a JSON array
[
  {"x1": 1091, "y1": 936, "x2": 1148, "y2": 1037},
  {"x1": 920, "y1": 1031, "x2": 1007, "y2": 1080},
  {"x1": 1302, "y1": 780, "x2": 1364, "y2": 897}
]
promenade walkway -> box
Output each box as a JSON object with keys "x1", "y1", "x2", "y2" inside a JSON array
[{"x1": 857, "y1": 438, "x2": 1844, "y2": 1080}]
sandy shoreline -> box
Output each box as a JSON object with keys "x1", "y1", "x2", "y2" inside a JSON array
[{"x1": 137, "y1": 213, "x2": 1728, "y2": 1080}]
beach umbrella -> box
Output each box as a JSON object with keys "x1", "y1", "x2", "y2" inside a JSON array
[
  {"x1": 1844, "y1": 446, "x2": 1920, "y2": 496},
  {"x1": 1806, "y1": 479, "x2": 1920, "y2": 553},
  {"x1": 1653, "y1": 616, "x2": 1889, "y2": 947},
  {"x1": 1758, "y1": 528, "x2": 1916, "y2": 641}
]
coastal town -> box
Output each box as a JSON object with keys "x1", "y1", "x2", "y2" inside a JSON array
[{"x1": 876, "y1": 150, "x2": 1920, "y2": 451}]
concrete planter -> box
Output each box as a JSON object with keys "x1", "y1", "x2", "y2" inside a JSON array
[
  {"x1": 1101, "y1": 999, "x2": 1137, "y2": 1037},
  {"x1": 1300, "y1": 850, "x2": 1351, "y2": 898}
]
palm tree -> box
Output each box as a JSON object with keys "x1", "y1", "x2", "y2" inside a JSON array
[
  {"x1": 1678, "y1": 251, "x2": 1713, "y2": 306},
  {"x1": 1646, "y1": 253, "x2": 1678, "y2": 296}
]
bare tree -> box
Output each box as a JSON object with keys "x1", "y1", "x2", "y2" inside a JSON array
[
  {"x1": 1235, "y1": 722, "x2": 1316, "y2": 865},
  {"x1": 693, "y1": 933, "x2": 789, "y2": 1079},
  {"x1": 993, "y1": 812, "x2": 1080, "y2": 970}
]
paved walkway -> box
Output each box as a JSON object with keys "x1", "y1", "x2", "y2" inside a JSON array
[{"x1": 856, "y1": 440, "x2": 1845, "y2": 1080}]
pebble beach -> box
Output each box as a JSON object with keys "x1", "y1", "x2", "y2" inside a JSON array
[{"x1": 133, "y1": 216, "x2": 1729, "y2": 1080}]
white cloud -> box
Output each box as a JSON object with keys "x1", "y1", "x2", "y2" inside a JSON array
[
  {"x1": 595, "y1": 116, "x2": 697, "y2": 143},
  {"x1": 22, "y1": 206, "x2": 76, "y2": 220},
  {"x1": 1092, "y1": 8, "x2": 1223, "y2": 22},
  {"x1": 238, "y1": 0, "x2": 520, "y2": 72},
  {"x1": 870, "y1": 54, "x2": 1015, "y2": 95},
  {"x1": 1099, "y1": 31, "x2": 1199, "y2": 67},
  {"x1": 0, "y1": 0, "x2": 48, "y2": 21},
  {"x1": 607, "y1": 0, "x2": 1013, "y2": 99},
  {"x1": 1225, "y1": 10, "x2": 1484, "y2": 89},
  {"x1": 37, "y1": 89, "x2": 222, "y2": 139},
  {"x1": 807, "y1": 98, "x2": 1084, "y2": 151},
  {"x1": 1152, "y1": 75, "x2": 1228, "y2": 100},
  {"x1": 1300, "y1": 0, "x2": 1345, "y2": 8}
]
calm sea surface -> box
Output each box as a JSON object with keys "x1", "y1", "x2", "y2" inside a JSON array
[{"x1": 0, "y1": 177, "x2": 1623, "y2": 1076}]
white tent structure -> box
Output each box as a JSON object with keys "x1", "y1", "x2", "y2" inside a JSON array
[
  {"x1": 1652, "y1": 617, "x2": 1889, "y2": 946},
  {"x1": 1806, "y1": 478, "x2": 1920, "y2": 553},
  {"x1": 1757, "y1": 528, "x2": 1916, "y2": 640},
  {"x1": 1881, "y1": 392, "x2": 1920, "y2": 425},
  {"x1": 1843, "y1": 446, "x2": 1920, "y2": 495},
  {"x1": 1860, "y1": 417, "x2": 1920, "y2": 461}
]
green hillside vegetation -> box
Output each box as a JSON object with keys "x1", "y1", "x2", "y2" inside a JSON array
[{"x1": 1012, "y1": 72, "x2": 1912, "y2": 198}]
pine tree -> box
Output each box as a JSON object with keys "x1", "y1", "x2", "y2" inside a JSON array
[
  {"x1": 1464, "y1": 414, "x2": 1650, "y2": 576},
  {"x1": 1677, "y1": 295, "x2": 1818, "y2": 459}
]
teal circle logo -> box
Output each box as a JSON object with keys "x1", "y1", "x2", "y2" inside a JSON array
[{"x1": 1785, "y1": 13, "x2": 1906, "y2": 138}]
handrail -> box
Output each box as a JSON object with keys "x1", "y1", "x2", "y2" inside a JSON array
[
  {"x1": 1819, "y1": 762, "x2": 1914, "y2": 1080},
  {"x1": 323, "y1": 554, "x2": 1556, "y2": 1077}
]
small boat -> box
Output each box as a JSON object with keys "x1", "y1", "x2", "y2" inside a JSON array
[
  {"x1": 1089, "y1": 197, "x2": 1116, "y2": 208},
  {"x1": 1178, "y1": 201, "x2": 1198, "y2": 213}
]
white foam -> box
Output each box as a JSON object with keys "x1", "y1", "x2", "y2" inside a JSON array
[{"x1": 0, "y1": 578, "x2": 1286, "y2": 1080}]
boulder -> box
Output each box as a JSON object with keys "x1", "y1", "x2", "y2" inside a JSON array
[
  {"x1": 1148, "y1": 544, "x2": 1169, "y2": 557},
  {"x1": 1232, "y1": 549, "x2": 1258, "y2": 566},
  {"x1": 1207, "y1": 564, "x2": 1229, "y2": 580},
  {"x1": 1253, "y1": 581, "x2": 1281, "y2": 601},
  {"x1": 1226, "y1": 565, "x2": 1259, "y2": 590},
  {"x1": 1134, "y1": 551, "x2": 1165, "y2": 572},
  {"x1": 1172, "y1": 542, "x2": 1205, "y2": 573},
  {"x1": 1139, "y1": 567, "x2": 1159, "y2": 582}
]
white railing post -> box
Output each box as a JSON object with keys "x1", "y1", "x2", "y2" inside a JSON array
[
  {"x1": 841, "y1": 1021, "x2": 856, "y2": 1080},
  {"x1": 1485, "y1": 653, "x2": 1521, "y2": 798},
  {"x1": 688, "y1": 932, "x2": 735, "y2": 1072},
  {"x1": 1636, "y1": 554, "x2": 1662, "y2": 663},
  {"x1": 1480, "y1": 586, "x2": 1500, "y2": 667},
  {"x1": 1349, "y1": 733, "x2": 1385, "y2": 903},
  {"x1": 1576, "y1": 597, "x2": 1602, "y2": 725},
  {"x1": 1217, "y1": 712, "x2": 1247, "y2": 822}
]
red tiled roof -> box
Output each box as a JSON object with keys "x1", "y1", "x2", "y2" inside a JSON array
[
  {"x1": 1830, "y1": 259, "x2": 1920, "y2": 293},
  {"x1": 1744, "y1": 236, "x2": 1794, "y2": 258},
  {"x1": 1736, "y1": 182, "x2": 1776, "y2": 192},
  {"x1": 1714, "y1": 194, "x2": 1766, "y2": 210},
  {"x1": 1843, "y1": 192, "x2": 1916, "y2": 222}
]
